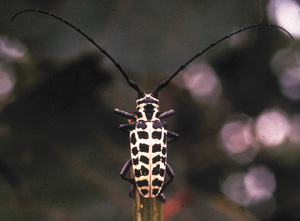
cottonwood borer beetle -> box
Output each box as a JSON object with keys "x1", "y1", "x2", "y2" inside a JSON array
[{"x1": 11, "y1": 9, "x2": 293, "y2": 201}]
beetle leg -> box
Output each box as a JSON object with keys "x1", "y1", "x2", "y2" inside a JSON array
[
  {"x1": 161, "y1": 163, "x2": 174, "y2": 192},
  {"x1": 159, "y1": 109, "x2": 175, "y2": 119},
  {"x1": 158, "y1": 193, "x2": 166, "y2": 202},
  {"x1": 167, "y1": 131, "x2": 179, "y2": 143},
  {"x1": 114, "y1": 108, "x2": 135, "y2": 119},
  {"x1": 118, "y1": 124, "x2": 132, "y2": 133},
  {"x1": 120, "y1": 159, "x2": 134, "y2": 184},
  {"x1": 121, "y1": 159, "x2": 140, "y2": 198}
]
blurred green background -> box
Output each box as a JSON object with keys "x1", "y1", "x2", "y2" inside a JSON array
[{"x1": 0, "y1": 0, "x2": 300, "y2": 220}]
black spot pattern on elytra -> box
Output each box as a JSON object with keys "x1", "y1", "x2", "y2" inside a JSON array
[
  {"x1": 152, "y1": 189, "x2": 159, "y2": 195},
  {"x1": 139, "y1": 144, "x2": 149, "y2": 152},
  {"x1": 152, "y1": 165, "x2": 159, "y2": 175},
  {"x1": 162, "y1": 156, "x2": 166, "y2": 164},
  {"x1": 137, "y1": 180, "x2": 148, "y2": 187},
  {"x1": 152, "y1": 178, "x2": 163, "y2": 187},
  {"x1": 141, "y1": 165, "x2": 149, "y2": 175},
  {"x1": 163, "y1": 133, "x2": 167, "y2": 143},
  {"x1": 152, "y1": 164, "x2": 160, "y2": 175},
  {"x1": 152, "y1": 131, "x2": 162, "y2": 139},
  {"x1": 141, "y1": 189, "x2": 149, "y2": 195},
  {"x1": 152, "y1": 165, "x2": 165, "y2": 176},
  {"x1": 152, "y1": 144, "x2": 161, "y2": 152},
  {"x1": 133, "y1": 157, "x2": 139, "y2": 165},
  {"x1": 162, "y1": 147, "x2": 166, "y2": 155},
  {"x1": 152, "y1": 155, "x2": 161, "y2": 164},
  {"x1": 140, "y1": 156, "x2": 149, "y2": 165},
  {"x1": 132, "y1": 147, "x2": 138, "y2": 156},
  {"x1": 137, "y1": 121, "x2": 147, "y2": 129},
  {"x1": 153, "y1": 121, "x2": 162, "y2": 129},
  {"x1": 138, "y1": 131, "x2": 148, "y2": 139},
  {"x1": 130, "y1": 133, "x2": 137, "y2": 145},
  {"x1": 159, "y1": 168, "x2": 164, "y2": 176},
  {"x1": 134, "y1": 169, "x2": 141, "y2": 178}
]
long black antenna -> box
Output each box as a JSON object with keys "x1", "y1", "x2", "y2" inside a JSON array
[
  {"x1": 10, "y1": 9, "x2": 142, "y2": 94},
  {"x1": 153, "y1": 24, "x2": 293, "y2": 95}
]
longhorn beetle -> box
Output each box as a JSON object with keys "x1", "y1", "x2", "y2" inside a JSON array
[{"x1": 11, "y1": 9, "x2": 293, "y2": 201}]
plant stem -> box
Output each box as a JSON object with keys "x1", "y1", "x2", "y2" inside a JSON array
[
  {"x1": 131, "y1": 171, "x2": 164, "y2": 221},
  {"x1": 132, "y1": 187, "x2": 164, "y2": 221}
]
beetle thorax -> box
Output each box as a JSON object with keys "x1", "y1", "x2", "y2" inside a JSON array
[{"x1": 136, "y1": 93, "x2": 160, "y2": 121}]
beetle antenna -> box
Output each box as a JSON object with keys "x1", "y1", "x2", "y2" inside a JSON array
[
  {"x1": 10, "y1": 9, "x2": 142, "y2": 94},
  {"x1": 153, "y1": 24, "x2": 293, "y2": 94}
]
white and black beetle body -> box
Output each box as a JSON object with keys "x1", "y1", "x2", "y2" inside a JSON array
[
  {"x1": 11, "y1": 9, "x2": 293, "y2": 201},
  {"x1": 115, "y1": 92, "x2": 178, "y2": 199}
]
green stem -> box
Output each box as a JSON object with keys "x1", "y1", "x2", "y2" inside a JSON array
[
  {"x1": 132, "y1": 187, "x2": 164, "y2": 221},
  {"x1": 131, "y1": 171, "x2": 164, "y2": 221}
]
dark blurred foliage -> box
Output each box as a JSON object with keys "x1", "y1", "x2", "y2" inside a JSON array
[
  {"x1": 2, "y1": 55, "x2": 112, "y2": 143},
  {"x1": 0, "y1": 1, "x2": 299, "y2": 220}
]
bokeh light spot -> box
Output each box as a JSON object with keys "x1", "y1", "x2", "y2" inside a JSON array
[
  {"x1": 222, "y1": 165, "x2": 276, "y2": 207},
  {"x1": 244, "y1": 166, "x2": 276, "y2": 203},
  {"x1": 271, "y1": 47, "x2": 300, "y2": 101},
  {"x1": 220, "y1": 119, "x2": 253, "y2": 155},
  {"x1": 0, "y1": 36, "x2": 27, "y2": 61},
  {"x1": 255, "y1": 108, "x2": 291, "y2": 147},
  {"x1": 175, "y1": 62, "x2": 222, "y2": 105},
  {"x1": 267, "y1": 0, "x2": 300, "y2": 38}
]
